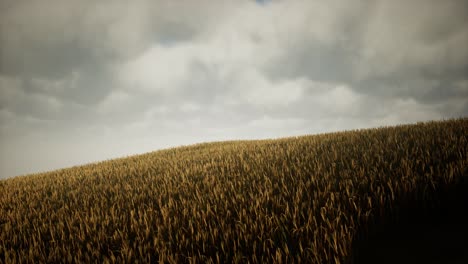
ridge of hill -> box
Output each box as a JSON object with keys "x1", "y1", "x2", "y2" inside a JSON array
[{"x1": 1, "y1": 118, "x2": 467, "y2": 263}]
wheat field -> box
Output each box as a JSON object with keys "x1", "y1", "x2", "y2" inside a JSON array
[{"x1": 1, "y1": 118, "x2": 467, "y2": 263}]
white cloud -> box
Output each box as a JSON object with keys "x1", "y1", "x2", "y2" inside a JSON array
[
  {"x1": 247, "y1": 115, "x2": 307, "y2": 136},
  {"x1": 368, "y1": 98, "x2": 444, "y2": 128},
  {"x1": 179, "y1": 102, "x2": 201, "y2": 113},
  {"x1": 309, "y1": 84, "x2": 363, "y2": 115},
  {"x1": 97, "y1": 90, "x2": 130, "y2": 114},
  {"x1": 119, "y1": 44, "x2": 194, "y2": 93},
  {"x1": 235, "y1": 70, "x2": 306, "y2": 107}
]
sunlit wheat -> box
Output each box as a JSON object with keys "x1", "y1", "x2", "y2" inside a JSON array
[{"x1": 0, "y1": 118, "x2": 467, "y2": 263}]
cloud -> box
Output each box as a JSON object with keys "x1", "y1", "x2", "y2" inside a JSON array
[
  {"x1": 0, "y1": 75, "x2": 63, "y2": 120},
  {"x1": 1, "y1": 0, "x2": 467, "y2": 178},
  {"x1": 97, "y1": 90, "x2": 131, "y2": 114},
  {"x1": 357, "y1": 0, "x2": 468, "y2": 79},
  {"x1": 353, "y1": 0, "x2": 468, "y2": 104},
  {"x1": 230, "y1": 69, "x2": 307, "y2": 107},
  {"x1": 119, "y1": 44, "x2": 194, "y2": 94}
]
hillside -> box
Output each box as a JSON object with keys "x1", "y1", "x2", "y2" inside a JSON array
[{"x1": 1, "y1": 118, "x2": 467, "y2": 263}]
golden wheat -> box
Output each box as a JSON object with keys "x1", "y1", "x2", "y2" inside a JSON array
[{"x1": 1, "y1": 118, "x2": 467, "y2": 263}]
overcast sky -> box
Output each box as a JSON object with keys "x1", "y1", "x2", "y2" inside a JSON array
[{"x1": 1, "y1": 0, "x2": 467, "y2": 179}]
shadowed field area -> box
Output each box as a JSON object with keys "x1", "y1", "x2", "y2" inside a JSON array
[{"x1": 354, "y1": 177, "x2": 468, "y2": 264}]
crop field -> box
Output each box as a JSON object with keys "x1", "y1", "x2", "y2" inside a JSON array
[{"x1": 1, "y1": 118, "x2": 467, "y2": 263}]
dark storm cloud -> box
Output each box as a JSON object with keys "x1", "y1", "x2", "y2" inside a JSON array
[
  {"x1": 1, "y1": 0, "x2": 95, "y2": 78},
  {"x1": 21, "y1": 64, "x2": 116, "y2": 104},
  {"x1": 0, "y1": 39, "x2": 91, "y2": 79},
  {"x1": 351, "y1": 0, "x2": 468, "y2": 103},
  {"x1": 260, "y1": 0, "x2": 468, "y2": 111},
  {"x1": 0, "y1": 0, "x2": 220, "y2": 127},
  {"x1": 263, "y1": 1, "x2": 374, "y2": 84},
  {"x1": 0, "y1": 0, "x2": 218, "y2": 95}
]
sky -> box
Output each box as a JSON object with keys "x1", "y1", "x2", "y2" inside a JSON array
[{"x1": 1, "y1": 0, "x2": 467, "y2": 179}]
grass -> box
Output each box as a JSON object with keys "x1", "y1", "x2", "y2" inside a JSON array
[{"x1": 1, "y1": 118, "x2": 467, "y2": 263}]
